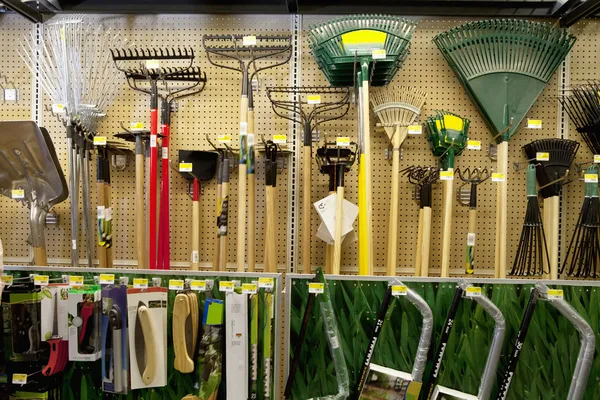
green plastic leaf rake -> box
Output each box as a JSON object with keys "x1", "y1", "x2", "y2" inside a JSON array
[
  {"x1": 308, "y1": 15, "x2": 417, "y2": 87},
  {"x1": 433, "y1": 19, "x2": 576, "y2": 142}
]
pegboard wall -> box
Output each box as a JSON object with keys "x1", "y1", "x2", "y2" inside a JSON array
[{"x1": 0, "y1": 14, "x2": 597, "y2": 277}]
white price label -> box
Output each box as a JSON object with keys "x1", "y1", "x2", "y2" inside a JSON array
[
  {"x1": 242, "y1": 283, "x2": 258, "y2": 295},
  {"x1": 585, "y1": 174, "x2": 598, "y2": 183},
  {"x1": 34, "y1": 275, "x2": 49, "y2": 286},
  {"x1": 594, "y1": 155, "x2": 600, "y2": 164},
  {"x1": 190, "y1": 280, "x2": 207, "y2": 291},
  {"x1": 248, "y1": 133, "x2": 255, "y2": 146},
  {"x1": 52, "y1": 104, "x2": 65, "y2": 114},
  {"x1": 308, "y1": 282, "x2": 324, "y2": 294},
  {"x1": 258, "y1": 277, "x2": 274, "y2": 289},
  {"x1": 440, "y1": 170, "x2": 454, "y2": 181},
  {"x1": 169, "y1": 279, "x2": 184, "y2": 291},
  {"x1": 467, "y1": 233, "x2": 476, "y2": 247},
  {"x1": 307, "y1": 95, "x2": 321, "y2": 105},
  {"x1": 162, "y1": 147, "x2": 168, "y2": 159},
  {"x1": 191, "y1": 251, "x2": 199, "y2": 263},
  {"x1": 219, "y1": 281, "x2": 235, "y2": 293},
  {"x1": 11, "y1": 189, "x2": 24, "y2": 199},
  {"x1": 527, "y1": 119, "x2": 542, "y2": 129},
  {"x1": 273, "y1": 134, "x2": 287, "y2": 144},
  {"x1": 240, "y1": 122, "x2": 248, "y2": 136},
  {"x1": 391, "y1": 285, "x2": 408, "y2": 296},
  {"x1": 72, "y1": 240, "x2": 77, "y2": 250},
  {"x1": 243, "y1": 35, "x2": 257, "y2": 46},
  {"x1": 133, "y1": 278, "x2": 148, "y2": 289},
  {"x1": 97, "y1": 206, "x2": 105, "y2": 219},
  {"x1": 467, "y1": 140, "x2": 481, "y2": 150},
  {"x1": 93, "y1": 136, "x2": 107, "y2": 146},
  {"x1": 408, "y1": 125, "x2": 422, "y2": 135},
  {"x1": 179, "y1": 162, "x2": 193, "y2": 172},
  {"x1": 547, "y1": 289, "x2": 564, "y2": 300},
  {"x1": 536, "y1": 152, "x2": 549, "y2": 161},
  {"x1": 372, "y1": 49, "x2": 387, "y2": 59},
  {"x1": 145, "y1": 59, "x2": 160, "y2": 69},
  {"x1": 336, "y1": 137, "x2": 350, "y2": 147},
  {"x1": 150, "y1": 135, "x2": 157, "y2": 148},
  {"x1": 99, "y1": 274, "x2": 115, "y2": 284},
  {"x1": 465, "y1": 286, "x2": 482, "y2": 297},
  {"x1": 492, "y1": 173, "x2": 506, "y2": 182}
]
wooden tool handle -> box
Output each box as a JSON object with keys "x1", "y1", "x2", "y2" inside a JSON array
[
  {"x1": 33, "y1": 247, "x2": 47, "y2": 267},
  {"x1": 545, "y1": 196, "x2": 559, "y2": 280},
  {"x1": 105, "y1": 182, "x2": 113, "y2": 268},
  {"x1": 466, "y1": 208, "x2": 477, "y2": 274},
  {"x1": 420, "y1": 206, "x2": 432, "y2": 277},
  {"x1": 97, "y1": 181, "x2": 107, "y2": 268},
  {"x1": 495, "y1": 141, "x2": 508, "y2": 278},
  {"x1": 191, "y1": 198, "x2": 200, "y2": 271},
  {"x1": 415, "y1": 208, "x2": 424, "y2": 276},
  {"x1": 440, "y1": 177, "x2": 454, "y2": 278},
  {"x1": 268, "y1": 185, "x2": 277, "y2": 272},
  {"x1": 219, "y1": 182, "x2": 229, "y2": 271},
  {"x1": 387, "y1": 125, "x2": 402, "y2": 276},
  {"x1": 332, "y1": 187, "x2": 344, "y2": 275},
  {"x1": 137, "y1": 305, "x2": 157, "y2": 384},
  {"x1": 214, "y1": 182, "x2": 222, "y2": 270},
  {"x1": 326, "y1": 190, "x2": 335, "y2": 274},
  {"x1": 302, "y1": 146, "x2": 312, "y2": 274},
  {"x1": 136, "y1": 153, "x2": 145, "y2": 268},
  {"x1": 361, "y1": 80, "x2": 373, "y2": 276},
  {"x1": 248, "y1": 174, "x2": 256, "y2": 272},
  {"x1": 173, "y1": 294, "x2": 193, "y2": 373},
  {"x1": 237, "y1": 96, "x2": 249, "y2": 273}
]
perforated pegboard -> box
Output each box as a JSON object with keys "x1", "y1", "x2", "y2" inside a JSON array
[{"x1": 298, "y1": 17, "x2": 562, "y2": 276}]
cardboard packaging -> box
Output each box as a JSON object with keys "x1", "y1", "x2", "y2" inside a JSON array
[{"x1": 101, "y1": 285, "x2": 129, "y2": 394}]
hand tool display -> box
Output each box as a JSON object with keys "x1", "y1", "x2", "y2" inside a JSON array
[
  {"x1": 456, "y1": 168, "x2": 490, "y2": 275},
  {"x1": 425, "y1": 111, "x2": 469, "y2": 277},
  {"x1": 177, "y1": 150, "x2": 219, "y2": 270},
  {"x1": 101, "y1": 285, "x2": 128, "y2": 394},
  {"x1": 371, "y1": 85, "x2": 427, "y2": 276},
  {"x1": 510, "y1": 164, "x2": 550, "y2": 276},
  {"x1": 523, "y1": 138, "x2": 579, "y2": 279},
  {"x1": 561, "y1": 165, "x2": 600, "y2": 278},
  {"x1": 203, "y1": 34, "x2": 292, "y2": 273},
  {"x1": 308, "y1": 14, "x2": 417, "y2": 276},
  {"x1": 112, "y1": 47, "x2": 206, "y2": 270},
  {"x1": 434, "y1": 20, "x2": 576, "y2": 279},
  {"x1": 560, "y1": 81, "x2": 600, "y2": 154},
  {"x1": 42, "y1": 288, "x2": 68, "y2": 377},
  {"x1": 266, "y1": 86, "x2": 350, "y2": 273}
]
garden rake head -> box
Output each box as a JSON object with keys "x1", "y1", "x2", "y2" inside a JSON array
[
  {"x1": 307, "y1": 15, "x2": 417, "y2": 87},
  {"x1": 371, "y1": 85, "x2": 427, "y2": 143},
  {"x1": 265, "y1": 86, "x2": 350, "y2": 146},
  {"x1": 560, "y1": 81, "x2": 600, "y2": 154},
  {"x1": 316, "y1": 142, "x2": 357, "y2": 188},
  {"x1": 434, "y1": 20, "x2": 576, "y2": 142},
  {"x1": 424, "y1": 111, "x2": 469, "y2": 170},
  {"x1": 456, "y1": 167, "x2": 490, "y2": 206},
  {"x1": 523, "y1": 138, "x2": 579, "y2": 199}
]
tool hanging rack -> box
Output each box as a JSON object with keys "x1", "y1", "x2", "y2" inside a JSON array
[
  {"x1": 112, "y1": 46, "x2": 206, "y2": 270},
  {"x1": 203, "y1": 33, "x2": 292, "y2": 273},
  {"x1": 265, "y1": 85, "x2": 350, "y2": 273}
]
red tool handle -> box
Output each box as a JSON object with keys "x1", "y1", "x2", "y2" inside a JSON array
[
  {"x1": 79, "y1": 302, "x2": 94, "y2": 344},
  {"x1": 158, "y1": 121, "x2": 171, "y2": 270},
  {"x1": 149, "y1": 108, "x2": 158, "y2": 269},
  {"x1": 42, "y1": 338, "x2": 62, "y2": 376}
]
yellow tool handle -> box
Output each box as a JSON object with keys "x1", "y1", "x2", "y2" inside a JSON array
[
  {"x1": 332, "y1": 186, "x2": 344, "y2": 275},
  {"x1": 420, "y1": 206, "x2": 432, "y2": 277},
  {"x1": 173, "y1": 294, "x2": 193, "y2": 373},
  {"x1": 138, "y1": 305, "x2": 157, "y2": 385}
]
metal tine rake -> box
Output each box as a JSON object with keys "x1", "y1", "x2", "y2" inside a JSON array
[
  {"x1": 266, "y1": 86, "x2": 350, "y2": 273},
  {"x1": 560, "y1": 81, "x2": 600, "y2": 155}
]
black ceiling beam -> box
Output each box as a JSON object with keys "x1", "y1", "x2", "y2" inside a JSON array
[
  {"x1": 560, "y1": 0, "x2": 600, "y2": 26},
  {"x1": 1, "y1": 0, "x2": 47, "y2": 23}
]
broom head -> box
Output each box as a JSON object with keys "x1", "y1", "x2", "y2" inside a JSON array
[{"x1": 434, "y1": 20, "x2": 576, "y2": 142}]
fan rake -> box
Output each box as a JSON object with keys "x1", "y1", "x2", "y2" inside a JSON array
[{"x1": 560, "y1": 81, "x2": 600, "y2": 154}]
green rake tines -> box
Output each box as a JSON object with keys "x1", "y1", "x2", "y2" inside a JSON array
[
  {"x1": 434, "y1": 19, "x2": 576, "y2": 142},
  {"x1": 308, "y1": 15, "x2": 417, "y2": 87}
]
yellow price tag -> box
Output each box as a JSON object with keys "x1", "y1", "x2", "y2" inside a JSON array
[
  {"x1": 273, "y1": 134, "x2": 287, "y2": 144},
  {"x1": 133, "y1": 278, "x2": 148, "y2": 289},
  {"x1": 243, "y1": 35, "x2": 257, "y2": 46},
  {"x1": 99, "y1": 274, "x2": 115, "y2": 284},
  {"x1": 408, "y1": 125, "x2": 422, "y2": 135},
  {"x1": 536, "y1": 152, "x2": 550, "y2": 161},
  {"x1": 12, "y1": 373, "x2": 27, "y2": 385},
  {"x1": 391, "y1": 285, "x2": 408, "y2": 296},
  {"x1": 440, "y1": 170, "x2": 454, "y2": 181},
  {"x1": 594, "y1": 155, "x2": 600, "y2": 163},
  {"x1": 258, "y1": 277, "x2": 274, "y2": 289},
  {"x1": 336, "y1": 137, "x2": 350, "y2": 147},
  {"x1": 242, "y1": 283, "x2": 258, "y2": 294},
  {"x1": 527, "y1": 119, "x2": 542, "y2": 129},
  {"x1": 93, "y1": 136, "x2": 107, "y2": 146},
  {"x1": 179, "y1": 162, "x2": 193, "y2": 172},
  {"x1": 190, "y1": 280, "x2": 207, "y2": 291},
  {"x1": 218, "y1": 134, "x2": 232, "y2": 144},
  {"x1": 371, "y1": 49, "x2": 387, "y2": 59},
  {"x1": 11, "y1": 189, "x2": 25, "y2": 199},
  {"x1": 52, "y1": 104, "x2": 65, "y2": 114},
  {"x1": 308, "y1": 282, "x2": 325, "y2": 294},
  {"x1": 145, "y1": 59, "x2": 160, "y2": 69},
  {"x1": 1, "y1": 275, "x2": 13, "y2": 286},
  {"x1": 34, "y1": 275, "x2": 49, "y2": 286},
  {"x1": 130, "y1": 122, "x2": 145, "y2": 131},
  {"x1": 169, "y1": 279, "x2": 184, "y2": 291},
  {"x1": 69, "y1": 276, "x2": 84, "y2": 286},
  {"x1": 585, "y1": 174, "x2": 598, "y2": 183},
  {"x1": 465, "y1": 286, "x2": 482, "y2": 297},
  {"x1": 547, "y1": 289, "x2": 564, "y2": 300},
  {"x1": 219, "y1": 281, "x2": 235, "y2": 292},
  {"x1": 307, "y1": 95, "x2": 321, "y2": 105},
  {"x1": 492, "y1": 173, "x2": 506, "y2": 182},
  {"x1": 467, "y1": 140, "x2": 481, "y2": 150}
]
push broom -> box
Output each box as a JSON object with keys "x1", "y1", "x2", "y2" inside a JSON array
[
  {"x1": 203, "y1": 34, "x2": 292, "y2": 273},
  {"x1": 266, "y1": 86, "x2": 350, "y2": 273},
  {"x1": 424, "y1": 111, "x2": 469, "y2": 277},
  {"x1": 434, "y1": 20, "x2": 576, "y2": 279},
  {"x1": 371, "y1": 85, "x2": 427, "y2": 275},
  {"x1": 308, "y1": 15, "x2": 417, "y2": 275},
  {"x1": 561, "y1": 165, "x2": 600, "y2": 278},
  {"x1": 523, "y1": 138, "x2": 579, "y2": 279}
]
